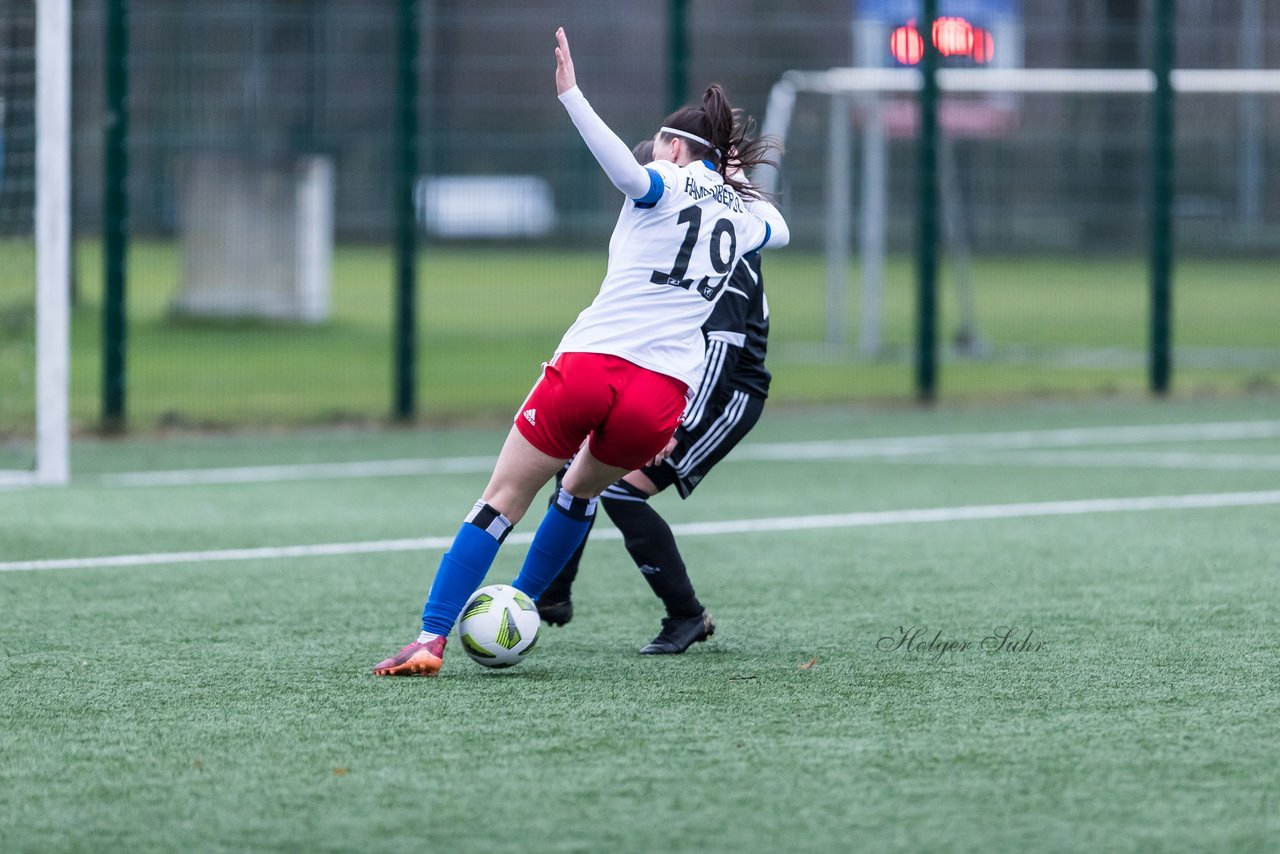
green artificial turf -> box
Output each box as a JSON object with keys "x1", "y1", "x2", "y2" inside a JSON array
[{"x1": 2, "y1": 401, "x2": 1279, "y2": 851}]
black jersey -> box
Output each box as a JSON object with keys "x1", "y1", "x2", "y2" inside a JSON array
[{"x1": 682, "y1": 252, "x2": 771, "y2": 430}]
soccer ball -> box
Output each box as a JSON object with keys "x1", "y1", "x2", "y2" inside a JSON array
[{"x1": 457, "y1": 584, "x2": 541, "y2": 668}]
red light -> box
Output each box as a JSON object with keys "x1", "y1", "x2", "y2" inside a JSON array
[
  {"x1": 972, "y1": 27, "x2": 994, "y2": 63},
  {"x1": 890, "y1": 22, "x2": 925, "y2": 65},
  {"x1": 933, "y1": 17, "x2": 974, "y2": 57},
  {"x1": 888, "y1": 17, "x2": 995, "y2": 66}
]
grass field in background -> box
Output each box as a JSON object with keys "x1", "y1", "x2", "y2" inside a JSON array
[
  {"x1": 2, "y1": 239, "x2": 1278, "y2": 434},
  {"x1": 2, "y1": 399, "x2": 1279, "y2": 851}
]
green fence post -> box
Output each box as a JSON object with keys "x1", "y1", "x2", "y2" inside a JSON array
[
  {"x1": 394, "y1": 0, "x2": 420, "y2": 421},
  {"x1": 1149, "y1": 0, "x2": 1175, "y2": 395},
  {"x1": 667, "y1": 0, "x2": 689, "y2": 112},
  {"x1": 915, "y1": 1, "x2": 939, "y2": 402},
  {"x1": 102, "y1": 0, "x2": 128, "y2": 431}
]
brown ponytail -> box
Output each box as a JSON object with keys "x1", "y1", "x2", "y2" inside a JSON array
[{"x1": 658, "y1": 83, "x2": 779, "y2": 200}]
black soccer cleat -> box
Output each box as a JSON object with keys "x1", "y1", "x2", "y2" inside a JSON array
[
  {"x1": 537, "y1": 597, "x2": 574, "y2": 627},
  {"x1": 639, "y1": 610, "x2": 715, "y2": 655}
]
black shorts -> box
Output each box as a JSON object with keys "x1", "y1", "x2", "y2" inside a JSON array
[{"x1": 642, "y1": 390, "x2": 765, "y2": 498}]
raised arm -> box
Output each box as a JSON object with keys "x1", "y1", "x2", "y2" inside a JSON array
[
  {"x1": 725, "y1": 155, "x2": 789, "y2": 251},
  {"x1": 746, "y1": 197, "x2": 790, "y2": 250},
  {"x1": 554, "y1": 27, "x2": 656, "y2": 200}
]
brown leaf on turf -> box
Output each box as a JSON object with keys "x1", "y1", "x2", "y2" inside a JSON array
[
  {"x1": 193, "y1": 758, "x2": 202, "y2": 770},
  {"x1": 799, "y1": 657, "x2": 818, "y2": 670},
  {"x1": 333, "y1": 768, "x2": 348, "y2": 776}
]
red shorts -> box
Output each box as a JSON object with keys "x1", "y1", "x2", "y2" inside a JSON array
[{"x1": 515, "y1": 352, "x2": 689, "y2": 470}]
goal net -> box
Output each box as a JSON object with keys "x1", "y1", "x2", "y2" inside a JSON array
[
  {"x1": 757, "y1": 66, "x2": 1280, "y2": 377},
  {"x1": 0, "y1": 0, "x2": 69, "y2": 486}
]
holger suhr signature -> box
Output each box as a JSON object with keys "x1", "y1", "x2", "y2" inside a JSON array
[{"x1": 877, "y1": 626, "x2": 1048, "y2": 661}]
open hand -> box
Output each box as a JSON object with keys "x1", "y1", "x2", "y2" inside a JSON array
[{"x1": 554, "y1": 27, "x2": 576, "y2": 95}]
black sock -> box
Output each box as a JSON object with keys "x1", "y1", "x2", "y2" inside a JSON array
[{"x1": 601, "y1": 482, "x2": 702, "y2": 619}]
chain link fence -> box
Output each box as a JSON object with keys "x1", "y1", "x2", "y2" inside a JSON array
[{"x1": 25, "y1": 1, "x2": 1279, "y2": 431}]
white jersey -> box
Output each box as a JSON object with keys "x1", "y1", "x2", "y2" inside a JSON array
[{"x1": 555, "y1": 159, "x2": 774, "y2": 389}]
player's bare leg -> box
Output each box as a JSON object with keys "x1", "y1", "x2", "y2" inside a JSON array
[
  {"x1": 561, "y1": 445, "x2": 630, "y2": 500},
  {"x1": 481, "y1": 426, "x2": 574, "y2": 524},
  {"x1": 620, "y1": 469, "x2": 660, "y2": 496}
]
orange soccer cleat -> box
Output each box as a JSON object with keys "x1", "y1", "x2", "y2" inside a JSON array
[{"x1": 372, "y1": 633, "x2": 447, "y2": 677}]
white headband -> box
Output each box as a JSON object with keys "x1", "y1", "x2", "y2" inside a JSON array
[{"x1": 660, "y1": 126, "x2": 721, "y2": 157}]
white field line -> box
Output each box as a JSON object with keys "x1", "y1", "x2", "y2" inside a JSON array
[
  {"x1": 67, "y1": 420, "x2": 1280, "y2": 488},
  {"x1": 731, "y1": 420, "x2": 1280, "y2": 461},
  {"x1": 98, "y1": 455, "x2": 497, "y2": 486},
  {"x1": 3, "y1": 488, "x2": 1279, "y2": 574},
  {"x1": 887, "y1": 450, "x2": 1280, "y2": 471}
]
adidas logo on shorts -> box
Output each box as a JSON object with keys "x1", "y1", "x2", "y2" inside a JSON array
[{"x1": 523, "y1": 408, "x2": 536, "y2": 426}]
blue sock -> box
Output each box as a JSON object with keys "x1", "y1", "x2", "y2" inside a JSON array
[
  {"x1": 511, "y1": 488, "x2": 597, "y2": 600},
  {"x1": 421, "y1": 501, "x2": 512, "y2": 636}
]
